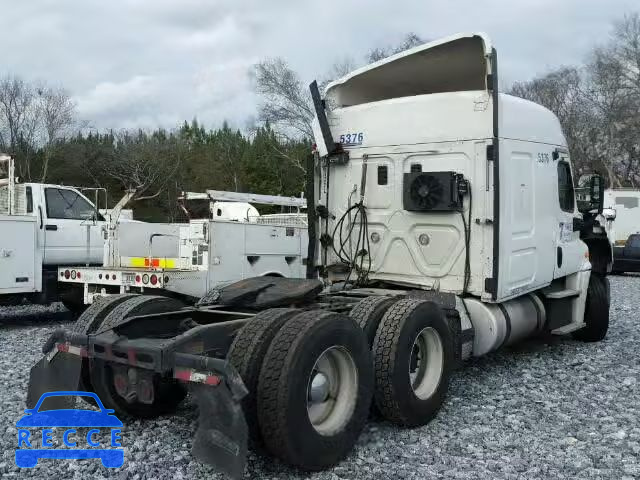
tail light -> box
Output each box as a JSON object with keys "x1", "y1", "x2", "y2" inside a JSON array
[
  {"x1": 71, "y1": 270, "x2": 77, "y2": 280},
  {"x1": 150, "y1": 274, "x2": 158, "y2": 285},
  {"x1": 98, "y1": 273, "x2": 103, "y2": 280},
  {"x1": 135, "y1": 275, "x2": 141, "y2": 283},
  {"x1": 76, "y1": 271, "x2": 81, "y2": 279},
  {"x1": 112, "y1": 274, "x2": 117, "y2": 280},
  {"x1": 142, "y1": 274, "x2": 149, "y2": 285},
  {"x1": 64, "y1": 270, "x2": 70, "y2": 279},
  {"x1": 60, "y1": 271, "x2": 64, "y2": 277}
]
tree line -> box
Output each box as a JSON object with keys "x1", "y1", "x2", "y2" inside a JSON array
[
  {"x1": 1, "y1": 14, "x2": 638, "y2": 221},
  {"x1": 509, "y1": 13, "x2": 640, "y2": 187}
]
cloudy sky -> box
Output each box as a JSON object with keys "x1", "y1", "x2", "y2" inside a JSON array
[{"x1": 3, "y1": 0, "x2": 637, "y2": 132}]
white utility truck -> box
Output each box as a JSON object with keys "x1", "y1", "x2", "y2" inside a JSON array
[
  {"x1": 28, "y1": 33, "x2": 612, "y2": 479},
  {"x1": 57, "y1": 189, "x2": 309, "y2": 305},
  {"x1": 0, "y1": 154, "x2": 106, "y2": 311}
]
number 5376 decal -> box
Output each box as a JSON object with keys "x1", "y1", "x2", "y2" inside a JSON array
[{"x1": 339, "y1": 132, "x2": 364, "y2": 145}]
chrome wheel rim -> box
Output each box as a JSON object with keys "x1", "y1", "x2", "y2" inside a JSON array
[
  {"x1": 307, "y1": 346, "x2": 358, "y2": 436},
  {"x1": 409, "y1": 327, "x2": 444, "y2": 400}
]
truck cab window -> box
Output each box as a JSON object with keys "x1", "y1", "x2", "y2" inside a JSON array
[
  {"x1": 45, "y1": 188, "x2": 96, "y2": 220},
  {"x1": 557, "y1": 161, "x2": 575, "y2": 212},
  {"x1": 26, "y1": 186, "x2": 33, "y2": 213},
  {"x1": 377, "y1": 165, "x2": 388, "y2": 185}
]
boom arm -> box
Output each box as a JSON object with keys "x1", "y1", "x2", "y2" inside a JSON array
[{"x1": 103, "y1": 189, "x2": 137, "y2": 267}]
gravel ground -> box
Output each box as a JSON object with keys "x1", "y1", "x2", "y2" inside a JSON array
[{"x1": 1, "y1": 276, "x2": 639, "y2": 479}]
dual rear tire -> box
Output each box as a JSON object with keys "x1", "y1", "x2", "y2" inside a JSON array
[
  {"x1": 229, "y1": 309, "x2": 373, "y2": 470},
  {"x1": 229, "y1": 297, "x2": 455, "y2": 470},
  {"x1": 371, "y1": 298, "x2": 454, "y2": 426}
]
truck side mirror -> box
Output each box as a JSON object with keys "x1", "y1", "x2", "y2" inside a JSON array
[
  {"x1": 577, "y1": 173, "x2": 605, "y2": 214},
  {"x1": 589, "y1": 175, "x2": 605, "y2": 214}
]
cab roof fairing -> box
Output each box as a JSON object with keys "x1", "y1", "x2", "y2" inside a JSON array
[
  {"x1": 311, "y1": 33, "x2": 494, "y2": 156},
  {"x1": 324, "y1": 32, "x2": 494, "y2": 109}
]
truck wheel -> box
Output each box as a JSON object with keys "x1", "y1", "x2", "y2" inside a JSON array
[
  {"x1": 227, "y1": 308, "x2": 299, "y2": 445},
  {"x1": 257, "y1": 311, "x2": 373, "y2": 470},
  {"x1": 372, "y1": 299, "x2": 454, "y2": 427},
  {"x1": 572, "y1": 274, "x2": 610, "y2": 342},
  {"x1": 62, "y1": 298, "x2": 87, "y2": 317},
  {"x1": 73, "y1": 294, "x2": 138, "y2": 336},
  {"x1": 349, "y1": 296, "x2": 398, "y2": 346},
  {"x1": 72, "y1": 294, "x2": 138, "y2": 400},
  {"x1": 59, "y1": 285, "x2": 88, "y2": 317},
  {"x1": 90, "y1": 296, "x2": 188, "y2": 418}
]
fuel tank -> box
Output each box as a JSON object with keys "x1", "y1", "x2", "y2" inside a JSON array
[{"x1": 463, "y1": 294, "x2": 546, "y2": 357}]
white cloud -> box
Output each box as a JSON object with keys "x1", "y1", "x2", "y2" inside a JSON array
[{"x1": 2, "y1": 0, "x2": 638, "y2": 131}]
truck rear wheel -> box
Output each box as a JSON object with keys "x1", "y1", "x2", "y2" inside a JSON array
[
  {"x1": 372, "y1": 298, "x2": 454, "y2": 426},
  {"x1": 227, "y1": 308, "x2": 299, "y2": 445},
  {"x1": 572, "y1": 274, "x2": 610, "y2": 342},
  {"x1": 257, "y1": 311, "x2": 373, "y2": 470},
  {"x1": 90, "y1": 295, "x2": 188, "y2": 418},
  {"x1": 72, "y1": 294, "x2": 138, "y2": 399},
  {"x1": 349, "y1": 296, "x2": 398, "y2": 346},
  {"x1": 62, "y1": 298, "x2": 87, "y2": 317}
]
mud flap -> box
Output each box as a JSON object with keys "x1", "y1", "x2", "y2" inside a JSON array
[
  {"x1": 26, "y1": 352, "x2": 82, "y2": 410},
  {"x1": 190, "y1": 382, "x2": 248, "y2": 480}
]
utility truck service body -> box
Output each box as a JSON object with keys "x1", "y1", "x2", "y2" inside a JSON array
[
  {"x1": 57, "y1": 190, "x2": 309, "y2": 304},
  {"x1": 27, "y1": 33, "x2": 611, "y2": 479}
]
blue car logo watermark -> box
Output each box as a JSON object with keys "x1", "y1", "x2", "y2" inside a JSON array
[{"x1": 16, "y1": 391, "x2": 123, "y2": 468}]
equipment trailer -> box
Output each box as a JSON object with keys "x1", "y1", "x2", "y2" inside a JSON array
[{"x1": 27, "y1": 33, "x2": 612, "y2": 479}]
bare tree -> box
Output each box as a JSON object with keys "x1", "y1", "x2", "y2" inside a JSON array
[
  {"x1": 96, "y1": 130, "x2": 183, "y2": 201},
  {"x1": 254, "y1": 58, "x2": 315, "y2": 140},
  {"x1": 583, "y1": 48, "x2": 631, "y2": 187},
  {"x1": 509, "y1": 67, "x2": 605, "y2": 178},
  {"x1": 321, "y1": 57, "x2": 358, "y2": 88},
  {"x1": 253, "y1": 33, "x2": 425, "y2": 140},
  {"x1": 36, "y1": 85, "x2": 76, "y2": 181},
  {"x1": 367, "y1": 33, "x2": 424, "y2": 63},
  {"x1": 0, "y1": 76, "x2": 41, "y2": 179},
  {"x1": 509, "y1": 12, "x2": 640, "y2": 189},
  {"x1": 608, "y1": 13, "x2": 640, "y2": 186}
]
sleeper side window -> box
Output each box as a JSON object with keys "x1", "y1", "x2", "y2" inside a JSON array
[{"x1": 557, "y1": 161, "x2": 575, "y2": 213}]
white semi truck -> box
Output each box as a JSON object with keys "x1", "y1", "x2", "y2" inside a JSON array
[
  {"x1": 0, "y1": 154, "x2": 106, "y2": 311},
  {"x1": 28, "y1": 33, "x2": 612, "y2": 479}
]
